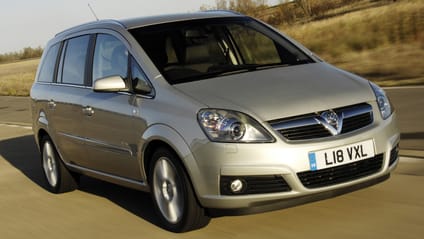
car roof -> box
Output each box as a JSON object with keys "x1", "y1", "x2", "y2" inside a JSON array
[
  {"x1": 55, "y1": 11, "x2": 243, "y2": 38},
  {"x1": 121, "y1": 11, "x2": 243, "y2": 29}
]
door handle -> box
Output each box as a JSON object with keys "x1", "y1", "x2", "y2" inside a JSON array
[
  {"x1": 82, "y1": 106, "x2": 94, "y2": 116},
  {"x1": 47, "y1": 100, "x2": 56, "y2": 110}
]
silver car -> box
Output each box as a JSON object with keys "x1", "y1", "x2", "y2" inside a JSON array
[{"x1": 31, "y1": 11, "x2": 399, "y2": 232}]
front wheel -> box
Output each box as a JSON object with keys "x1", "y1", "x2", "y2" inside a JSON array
[
  {"x1": 149, "y1": 148, "x2": 210, "y2": 232},
  {"x1": 41, "y1": 136, "x2": 79, "y2": 193}
]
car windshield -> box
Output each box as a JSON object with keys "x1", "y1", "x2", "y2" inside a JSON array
[{"x1": 130, "y1": 17, "x2": 313, "y2": 84}]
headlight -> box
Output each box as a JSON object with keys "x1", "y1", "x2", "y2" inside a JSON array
[
  {"x1": 197, "y1": 109, "x2": 274, "y2": 143},
  {"x1": 369, "y1": 82, "x2": 393, "y2": 120}
]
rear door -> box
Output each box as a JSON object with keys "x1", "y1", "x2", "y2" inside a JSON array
[{"x1": 50, "y1": 35, "x2": 91, "y2": 164}]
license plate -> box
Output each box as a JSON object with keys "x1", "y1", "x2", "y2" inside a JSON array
[{"x1": 308, "y1": 139, "x2": 375, "y2": 171}]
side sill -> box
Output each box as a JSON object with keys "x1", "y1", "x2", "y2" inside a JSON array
[{"x1": 66, "y1": 163, "x2": 150, "y2": 192}]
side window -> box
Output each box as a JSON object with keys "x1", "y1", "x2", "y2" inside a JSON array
[
  {"x1": 131, "y1": 57, "x2": 152, "y2": 95},
  {"x1": 61, "y1": 35, "x2": 90, "y2": 85},
  {"x1": 37, "y1": 43, "x2": 60, "y2": 83},
  {"x1": 92, "y1": 34, "x2": 128, "y2": 82}
]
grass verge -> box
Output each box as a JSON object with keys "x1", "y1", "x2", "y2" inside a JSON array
[
  {"x1": 0, "y1": 59, "x2": 39, "y2": 96},
  {"x1": 282, "y1": 0, "x2": 424, "y2": 86}
]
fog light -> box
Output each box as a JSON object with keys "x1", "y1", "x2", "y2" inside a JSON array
[{"x1": 230, "y1": 179, "x2": 245, "y2": 193}]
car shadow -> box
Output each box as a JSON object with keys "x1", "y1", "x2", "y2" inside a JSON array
[
  {"x1": 0, "y1": 135, "x2": 46, "y2": 187},
  {"x1": 0, "y1": 135, "x2": 161, "y2": 228}
]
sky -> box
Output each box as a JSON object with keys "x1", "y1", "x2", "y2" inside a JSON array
[{"x1": 0, "y1": 0, "x2": 280, "y2": 54}]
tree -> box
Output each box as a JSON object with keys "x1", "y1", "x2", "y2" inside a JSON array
[{"x1": 0, "y1": 46, "x2": 43, "y2": 64}]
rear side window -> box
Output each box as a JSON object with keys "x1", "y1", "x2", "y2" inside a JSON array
[
  {"x1": 61, "y1": 35, "x2": 90, "y2": 85},
  {"x1": 37, "y1": 43, "x2": 60, "y2": 83},
  {"x1": 92, "y1": 34, "x2": 128, "y2": 82}
]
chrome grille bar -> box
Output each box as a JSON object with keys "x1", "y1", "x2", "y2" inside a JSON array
[{"x1": 269, "y1": 103, "x2": 373, "y2": 141}]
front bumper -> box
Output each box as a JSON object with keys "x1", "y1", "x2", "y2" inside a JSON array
[
  {"x1": 187, "y1": 110, "x2": 400, "y2": 211},
  {"x1": 208, "y1": 173, "x2": 390, "y2": 216}
]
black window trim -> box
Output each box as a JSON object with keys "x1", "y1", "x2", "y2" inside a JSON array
[
  {"x1": 53, "y1": 41, "x2": 64, "y2": 84},
  {"x1": 57, "y1": 40, "x2": 67, "y2": 84},
  {"x1": 86, "y1": 34, "x2": 97, "y2": 87}
]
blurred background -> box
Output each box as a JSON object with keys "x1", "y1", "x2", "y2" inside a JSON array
[
  {"x1": 0, "y1": 1, "x2": 422, "y2": 238},
  {"x1": 0, "y1": 0, "x2": 422, "y2": 96}
]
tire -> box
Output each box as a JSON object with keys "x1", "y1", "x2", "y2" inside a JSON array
[
  {"x1": 149, "y1": 147, "x2": 210, "y2": 232},
  {"x1": 40, "y1": 136, "x2": 79, "y2": 193}
]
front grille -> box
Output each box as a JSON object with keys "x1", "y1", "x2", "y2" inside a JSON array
[
  {"x1": 278, "y1": 123, "x2": 332, "y2": 140},
  {"x1": 220, "y1": 175, "x2": 291, "y2": 195},
  {"x1": 389, "y1": 144, "x2": 399, "y2": 166},
  {"x1": 297, "y1": 154, "x2": 384, "y2": 189},
  {"x1": 341, "y1": 113, "x2": 373, "y2": 133},
  {"x1": 269, "y1": 103, "x2": 373, "y2": 141}
]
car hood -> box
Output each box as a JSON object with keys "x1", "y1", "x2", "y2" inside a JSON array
[{"x1": 174, "y1": 62, "x2": 375, "y2": 121}]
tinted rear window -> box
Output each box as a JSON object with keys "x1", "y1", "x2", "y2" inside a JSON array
[
  {"x1": 37, "y1": 43, "x2": 60, "y2": 83},
  {"x1": 61, "y1": 35, "x2": 90, "y2": 85}
]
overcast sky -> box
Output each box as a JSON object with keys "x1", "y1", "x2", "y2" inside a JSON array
[{"x1": 0, "y1": 0, "x2": 280, "y2": 54}]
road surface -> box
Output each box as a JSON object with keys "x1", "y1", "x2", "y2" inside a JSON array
[
  {"x1": 0, "y1": 124, "x2": 423, "y2": 238},
  {"x1": 0, "y1": 86, "x2": 423, "y2": 238}
]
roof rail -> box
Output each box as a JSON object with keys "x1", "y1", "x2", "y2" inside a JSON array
[{"x1": 55, "y1": 19, "x2": 125, "y2": 37}]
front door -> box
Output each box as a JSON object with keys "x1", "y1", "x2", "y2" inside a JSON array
[{"x1": 78, "y1": 33, "x2": 143, "y2": 180}]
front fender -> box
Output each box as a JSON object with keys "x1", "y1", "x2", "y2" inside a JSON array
[{"x1": 139, "y1": 124, "x2": 206, "y2": 201}]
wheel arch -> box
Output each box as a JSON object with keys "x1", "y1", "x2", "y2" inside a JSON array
[
  {"x1": 33, "y1": 109, "x2": 50, "y2": 151},
  {"x1": 37, "y1": 129, "x2": 49, "y2": 149},
  {"x1": 140, "y1": 124, "x2": 205, "y2": 204}
]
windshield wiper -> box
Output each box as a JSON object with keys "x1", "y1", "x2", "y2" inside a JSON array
[
  {"x1": 171, "y1": 61, "x2": 312, "y2": 84},
  {"x1": 213, "y1": 63, "x2": 295, "y2": 76},
  {"x1": 211, "y1": 64, "x2": 257, "y2": 72}
]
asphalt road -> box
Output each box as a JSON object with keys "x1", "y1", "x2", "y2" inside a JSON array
[
  {"x1": 385, "y1": 86, "x2": 424, "y2": 152},
  {"x1": 0, "y1": 86, "x2": 423, "y2": 238}
]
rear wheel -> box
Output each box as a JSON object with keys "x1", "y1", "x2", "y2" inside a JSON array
[
  {"x1": 41, "y1": 136, "x2": 78, "y2": 193},
  {"x1": 149, "y1": 147, "x2": 210, "y2": 232}
]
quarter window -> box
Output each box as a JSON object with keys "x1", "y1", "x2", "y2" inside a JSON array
[
  {"x1": 37, "y1": 43, "x2": 60, "y2": 83},
  {"x1": 131, "y1": 57, "x2": 152, "y2": 95},
  {"x1": 61, "y1": 35, "x2": 90, "y2": 85},
  {"x1": 92, "y1": 34, "x2": 128, "y2": 82}
]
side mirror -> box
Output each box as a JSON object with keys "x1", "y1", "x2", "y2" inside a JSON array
[{"x1": 93, "y1": 76, "x2": 127, "y2": 92}]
